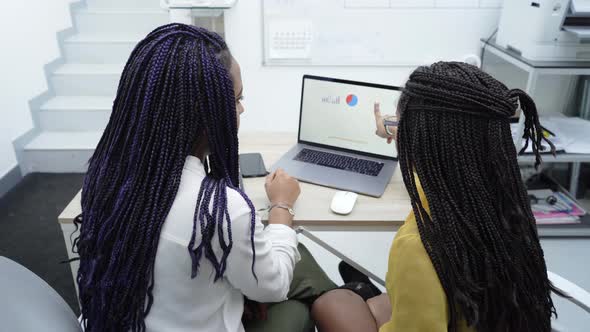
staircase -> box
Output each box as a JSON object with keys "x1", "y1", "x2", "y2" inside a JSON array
[{"x1": 15, "y1": 0, "x2": 223, "y2": 173}]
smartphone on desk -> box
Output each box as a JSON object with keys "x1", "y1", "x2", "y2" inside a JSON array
[{"x1": 239, "y1": 153, "x2": 269, "y2": 178}]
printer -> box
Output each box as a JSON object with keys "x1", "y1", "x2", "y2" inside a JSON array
[{"x1": 496, "y1": 0, "x2": 590, "y2": 61}]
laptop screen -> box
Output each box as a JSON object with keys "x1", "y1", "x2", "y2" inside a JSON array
[{"x1": 299, "y1": 75, "x2": 401, "y2": 159}]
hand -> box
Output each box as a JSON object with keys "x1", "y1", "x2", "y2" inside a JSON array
[
  {"x1": 265, "y1": 168, "x2": 301, "y2": 207},
  {"x1": 367, "y1": 294, "x2": 392, "y2": 328},
  {"x1": 374, "y1": 102, "x2": 395, "y2": 144}
]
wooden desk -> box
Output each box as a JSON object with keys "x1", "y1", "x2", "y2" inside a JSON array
[
  {"x1": 58, "y1": 132, "x2": 412, "y2": 229},
  {"x1": 56, "y1": 133, "x2": 590, "y2": 314},
  {"x1": 58, "y1": 132, "x2": 409, "y2": 296}
]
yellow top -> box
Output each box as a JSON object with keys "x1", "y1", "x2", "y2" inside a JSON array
[{"x1": 379, "y1": 180, "x2": 475, "y2": 332}]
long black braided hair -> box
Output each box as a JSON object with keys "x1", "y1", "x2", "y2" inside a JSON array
[
  {"x1": 73, "y1": 24, "x2": 256, "y2": 331},
  {"x1": 397, "y1": 62, "x2": 559, "y2": 331}
]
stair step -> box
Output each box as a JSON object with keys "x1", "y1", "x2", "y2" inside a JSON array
[
  {"x1": 85, "y1": 0, "x2": 163, "y2": 9},
  {"x1": 63, "y1": 34, "x2": 141, "y2": 64},
  {"x1": 25, "y1": 131, "x2": 102, "y2": 150},
  {"x1": 63, "y1": 11, "x2": 225, "y2": 64},
  {"x1": 17, "y1": 2, "x2": 182, "y2": 174},
  {"x1": 66, "y1": 34, "x2": 144, "y2": 43},
  {"x1": 78, "y1": 8, "x2": 167, "y2": 14},
  {"x1": 39, "y1": 96, "x2": 113, "y2": 131},
  {"x1": 22, "y1": 131, "x2": 103, "y2": 173},
  {"x1": 51, "y1": 64, "x2": 124, "y2": 96},
  {"x1": 53, "y1": 63, "x2": 124, "y2": 75},
  {"x1": 41, "y1": 96, "x2": 114, "y2": 110},
  {"x1": 74, "y1": 9, "x2": 168, "y2": 36}
]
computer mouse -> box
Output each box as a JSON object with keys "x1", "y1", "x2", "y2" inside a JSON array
[{"x1": 330, "y1": 191, "x2": 358, "y2": 215}]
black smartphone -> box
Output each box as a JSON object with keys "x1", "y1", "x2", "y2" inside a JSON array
[{"x1": 239, "y1": 153, "x2": 269, "y2": 178}]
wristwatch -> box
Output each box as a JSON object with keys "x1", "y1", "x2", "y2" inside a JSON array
[{"x1": 268, "y1": 203, "x2": 295, "y2": 216}]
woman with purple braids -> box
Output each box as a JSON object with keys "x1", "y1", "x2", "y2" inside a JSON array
[{"x1": 74, "y1": 23, "x2": 335, "y2": 332}]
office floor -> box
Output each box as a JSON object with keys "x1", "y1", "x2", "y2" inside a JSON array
[{"x1": 0, "y1": 173, "x2": 83, "y2": 315}]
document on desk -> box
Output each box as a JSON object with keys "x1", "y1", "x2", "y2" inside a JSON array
[
  {"x1": 514, "y1": 121, "x2": 567, "y2": 154},
  {"x1": 529, "y1": 189, "x2": 586, "y2": 225},
  {"x1": 542, "y1": 117, "x2": 590, "y2": 154}
]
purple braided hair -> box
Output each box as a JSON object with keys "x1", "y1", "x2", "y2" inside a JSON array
[{"x1": 74, "y1": 23, "x2": 256, "y2": 332}]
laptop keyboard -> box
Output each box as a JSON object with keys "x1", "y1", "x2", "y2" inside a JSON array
[{"x1": 293, "y1": 148, "x2": 384, "y2": 176}]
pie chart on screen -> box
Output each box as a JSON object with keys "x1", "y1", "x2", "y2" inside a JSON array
[{"x1": 346, "y1": 94, "x2": 358, "y2": 106}]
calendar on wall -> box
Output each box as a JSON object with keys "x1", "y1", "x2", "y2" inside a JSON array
[
  {"x1": 262, "y1": 0, "x2": 502, "y2": 66},
  {"x1": 267, "y1": 19, "x2": 313, "y2": 60}
]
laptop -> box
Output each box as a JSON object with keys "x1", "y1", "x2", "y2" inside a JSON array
[{"x1": 271, "y1": 75, "x2": 401, "y2": 197}]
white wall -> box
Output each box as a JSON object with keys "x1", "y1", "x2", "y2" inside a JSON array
[
  {"x1": 224, "y1": 1, "x2": 498, "y2": 133},
  {"x1": 0, "y1": 0, "x2": 75, "y2": 178},
  {"x1": 224, "y1": 1, "x2": 415, "y2": 133}
]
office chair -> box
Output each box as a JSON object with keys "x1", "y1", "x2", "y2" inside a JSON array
[
  {"x1": 0, "y1": 256, "x2": 81, "y2": 332},
  {"x1": 296, "y1": 226, "x2": 590, "y2": 332}
]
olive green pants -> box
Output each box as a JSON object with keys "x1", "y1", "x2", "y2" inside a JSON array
[{"x1": 244, "y1": 244, "x2": 337, "y2": 332}]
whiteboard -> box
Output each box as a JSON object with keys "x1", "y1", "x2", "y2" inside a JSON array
[{"x1": 263, "y1": 0, "x2": 502, "y2": 66}]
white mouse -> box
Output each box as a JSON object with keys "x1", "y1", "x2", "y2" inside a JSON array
[{"x1": 330, "y1": 191, "x2": 358, "y2": 215}]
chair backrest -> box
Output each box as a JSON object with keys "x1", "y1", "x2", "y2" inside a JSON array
[
  {"x1": 548, "y1": 270, "x2": 590, "y2": 314},
  {"x1": 548, "y1": 270, "x2": 590, "y2": 332},
  {"x1": 0, "y1": 256, "x2": 81, "y2": 332}
]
